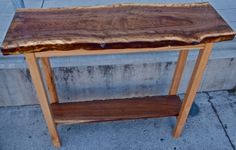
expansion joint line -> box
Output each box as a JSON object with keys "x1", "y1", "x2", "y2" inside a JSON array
[{"x1": 205, "y1": 92, "x2": 235, "y2": 150}]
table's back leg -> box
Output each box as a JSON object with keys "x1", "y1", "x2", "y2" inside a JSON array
[
  {"x1": 169, "y1": 50, "x2": 189, "y2": 95},
  {"x1": 25, "y1": 53, "x2": 61, "y2": 147},
  {"x1": 173, "y1": 43, "x2": 213, "y2": 138},
  {"x1": 41, "y1": 57, "x2": 59, "y2": 104}
]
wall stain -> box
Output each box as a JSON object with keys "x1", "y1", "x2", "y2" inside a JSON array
[
  {"x1": 75, "y1": 67, "x2": 82, "y2": 81},
  {"x1": 229, "y1": 58, "x2": 234, "y2": 66},
  {"x1": 140, "y1": 84, "x2": 148, "y2": 90},
  {"x1": 25, "y1": 69, "x2": 32, "y2": 82},
  {"x1": 143, "y1": 63, "x2": 148, "y2": 68},
  {"x1": 87, "y1": 66, "x2": 95, "y2": 79},
  {"x1": 124, "y1": 64, "x2": 134, "y2": 73},
  {"x1": 98, "y1": 65, "x2": 115, "y2": 89},
  {"x1": 164, "y1": 62, "x2": 172, "y2": 70},
  {"x1": 99, "y1": 65, "x2": 114, "y2": 77},
  {"x1": 154, "y1": 63, "x2": 162, "y2": 71},
  {"x1": 123, "y1": 64, "x2": 135, "y2": 80},
  {"x1": 59, "y1": 67, "x2": 75, "y2": 83}
]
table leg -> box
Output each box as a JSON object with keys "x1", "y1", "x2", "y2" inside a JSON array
[
  {"x1": 173, "y1": 43, "x2": 213, "y2": 138},
  {"x1": 25, "y1": 53, "x2": 61, "y2": 147},
  {"x1": 169, "y1": 50, "x2": 189, "y2": 95},
  {"x1": 41, "y1": 57, "x2": 59, "y2": 104}
]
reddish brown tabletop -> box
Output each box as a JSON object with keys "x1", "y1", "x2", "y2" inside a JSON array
[{"x1": 1, "y1": 2, "x2": 235, "y2": 55}]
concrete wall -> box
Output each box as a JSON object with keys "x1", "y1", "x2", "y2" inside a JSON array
[{"x1": 0, "y1": 0, "x2": 236, "y2": 106}]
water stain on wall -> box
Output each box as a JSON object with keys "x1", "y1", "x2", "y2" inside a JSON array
[{"x1": 1, "y1": 58, "x2": 236, "y2": 106}]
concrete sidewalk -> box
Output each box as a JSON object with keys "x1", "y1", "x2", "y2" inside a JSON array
[{"x1": 0, "y1": 91, "x2": 235, "y2": 150}]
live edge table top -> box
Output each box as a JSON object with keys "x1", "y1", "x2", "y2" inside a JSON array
[{"x1": 1, "y1": 2, "x2": 235, "y2": 55}]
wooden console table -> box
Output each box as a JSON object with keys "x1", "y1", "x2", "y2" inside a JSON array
[{"x1": 1, "y1": 2, "x2": 235, "y2": 147}]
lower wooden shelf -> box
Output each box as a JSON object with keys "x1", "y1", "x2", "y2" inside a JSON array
[{"x1": 51, "y1": 95, "x2": 181, "y2": 124}]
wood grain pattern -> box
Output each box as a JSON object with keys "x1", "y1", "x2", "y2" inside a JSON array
[
  {"x1": 1, "y1": 2, "x2": 235, "y2": 55},
  {"x1": 51, "y1": 95, "x2": 181, "y2": 124}
]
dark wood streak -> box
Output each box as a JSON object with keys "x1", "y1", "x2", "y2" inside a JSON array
[{"x1": 1, "y1": 2, "x2": 235, "y2": 55}]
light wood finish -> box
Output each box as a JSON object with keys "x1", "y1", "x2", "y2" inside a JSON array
[
  {"x1": 173, "y1": 43, "x2": 213, "y2": 138},
  {"x1": 35, "y1": 45, "x2": 202, "y2": 58},
  {"x1": 41, "y1": 57, "x2": 59, "y2": 103},
  {"x1": 169, "y1": 50, "x2": 189, "y2": 95},
  {"x1": 1, "y1": 2, "x2": 235, "y2": 55},
  {"x1": 25, "y1": 53, "x2": 61, "y2": 147},
  {"x1": 51, "y1": 95, "x2": 181, "y2": 124}
]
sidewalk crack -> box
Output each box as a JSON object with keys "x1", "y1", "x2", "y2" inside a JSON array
[
  {"x1": 40, "y1": 0, "x2": 45, "y2": 8},
  {"x1": 205, "y1": 92, "x2": 235, "y2": 150}
]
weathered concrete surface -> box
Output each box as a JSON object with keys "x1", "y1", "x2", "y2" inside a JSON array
[
  {"x1": 208, "y1": 91, "x2": 236, "y2": 149},
  {"x1": 0, "y1": 91, "x2": 235, "y2": 150},
  {"x1": 1, "y1": 54, "x2": 236, "y2": 106}
]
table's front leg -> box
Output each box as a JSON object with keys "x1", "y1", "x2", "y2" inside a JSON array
[
  {"x1": 173, "y1": 43, "x2": 213, "y2": 138},
  {"x1": 25, "y1": 53, "x2": 61, "y2": 147}
]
